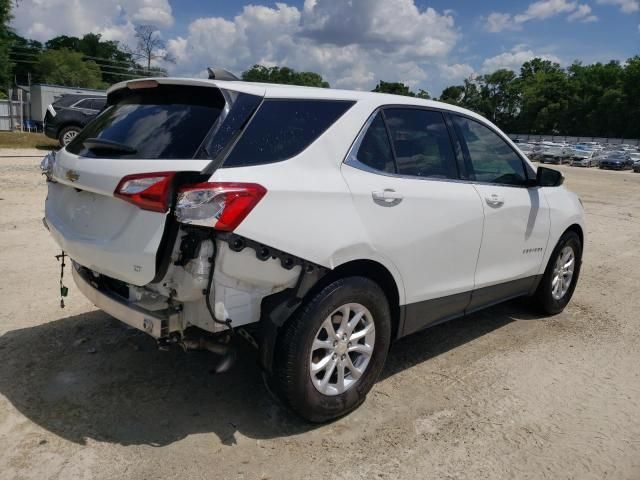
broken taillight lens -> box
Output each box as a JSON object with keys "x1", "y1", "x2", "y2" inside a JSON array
[
  {"x1": 114, "y1": 172, "x2": 176, "y2": 212},
  {"x1": 175, "y1": 182, "x2": 267, "y2": 231}
]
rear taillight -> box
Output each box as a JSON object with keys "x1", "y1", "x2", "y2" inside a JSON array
[
  {"x1": 114, "y1": 172, "x2": 175, "y2": 212},
  {"x1": 175, "y1": 182, "x2": 267, "y2": 231}
]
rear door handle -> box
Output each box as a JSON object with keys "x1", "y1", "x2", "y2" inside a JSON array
[
  {"x1": 485, "y1": 193, "x2": 504, "y2": 208},
  {"x1": 372, "y1": 189, "x2": 403, "y2": 207}
]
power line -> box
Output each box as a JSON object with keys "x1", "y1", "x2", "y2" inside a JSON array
[
  {"x1": 9, "y1": 45, "x2": 143, "y2": 68},
  {"x1": 8, "y1": 59, "x2": 154, "y2": 79},
  {"x1": 9, "y1": 51, "x2": 164, "y2": 76}
]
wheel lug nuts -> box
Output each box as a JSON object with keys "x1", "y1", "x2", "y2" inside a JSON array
[
  {"x1": 332, "y1": 354, "x2": 337, "y2": 359},
  {"x1": 341, "y1": 355, "x2": 345, "y2": 360},
  {"x1": 348, "y1": 342, "x2": 352, "y2": 347}
]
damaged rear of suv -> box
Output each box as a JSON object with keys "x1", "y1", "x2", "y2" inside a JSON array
[
  {"x1": 42, "y1": 78, "x2": 363, "y2": 419},
  {"x1": 43, "y1": 77, "x2": 585, "y2": 422}
]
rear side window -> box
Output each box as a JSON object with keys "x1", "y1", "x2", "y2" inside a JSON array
[
  {"x1": 452, "y1": 115, "x2": 527, "y2": 186},
  {"x1": 223, "y1": 99, "x2": 354, "y2": 168},
  {"x1": 384, "y1": 108, "x2": 458, "y2": 179},
  {"x1": 73, "y1": 99, "x2": 93, "y2": 109},
  {"x1": 355, "y1": 112, "x2": 395, "y2": 173},
  {"x1": 89, "y1": 98, "x2": 106, "y2": 110},
  {"x1": 67, "y1": 85, "x2": 225, "y2": 159}
]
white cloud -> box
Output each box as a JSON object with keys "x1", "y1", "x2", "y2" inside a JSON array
[
  {"x1": 515, "y1": 0, "x2": 577, "y2": 22},
  {"x1": 596, "y1": 0, "x2": 640, "y2": 12},
  {"x1": 484, "y1": 12, "x2": 520, "y2": 32},
  {"x1": 485, "y1": 0, "x2": 599, "y2": 31},
  {"x1": 10, "y1": 0, "x2": 173, "y2": 44},
  {"x1": 166, "y1": 0, "x2": 459, "y2": 92},
  {"x1": 439, "y1": 63, "x2": 475, "y2": 81},
  {"x1": 481, "y1": 45, "x2": 562, "y2": 72},
  {"x1": 567, "y1": 4, "x2": 599, "y2": 21}
]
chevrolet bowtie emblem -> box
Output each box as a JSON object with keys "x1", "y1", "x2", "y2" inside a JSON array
[{"x1": 65, "y1": 169, "x2": 79, "y2": 182}]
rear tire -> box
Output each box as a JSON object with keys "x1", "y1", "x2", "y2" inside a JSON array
[
  {"x1": 532, "y1": 230, "x2": 582, "y2": 315},
  {"x1": 59, "y1": 126, "x2": 81, "y2": 147},
  {"x1": 271, "y1": 276, "x2": 392, "y2": 422}
]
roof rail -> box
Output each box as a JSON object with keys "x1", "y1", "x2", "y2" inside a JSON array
[{"x1": 207, "y1": 68, "x2": 239, "y2": 81}]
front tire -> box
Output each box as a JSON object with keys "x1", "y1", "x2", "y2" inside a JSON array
[
  {"x1": 532, "y1": 230, "x2": 582, "y2": 315},
  {"x1": 271, "y1": 277, "x2": 392, "y2": 422}
]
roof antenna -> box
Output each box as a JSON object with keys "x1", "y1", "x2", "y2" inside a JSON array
[{"x1": 207, "y1": 68, "x2": 239, "y2": 81}]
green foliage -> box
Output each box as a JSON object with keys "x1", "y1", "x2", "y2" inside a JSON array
[
  {"x1": 36, "y1": 49, "x2": 105, "y2": 89},
  {"x1": 372, "y1": 80, "x2": 430, "y2": 99},
  {"x1": 438, "y1": 57, "x2": 640, "y2": 138},
  {"x1": 0, "y1": 0, "x2": 12, "y2": 91},
  {"x1": 242, "y1": 65, "x2": 330, "y2": 88},
  {"x1": 45, "y1": 33, "x2": 135, "y2": 84}
]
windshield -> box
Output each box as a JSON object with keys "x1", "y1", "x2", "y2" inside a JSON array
[{"x1": 67, "y1": 85, "x2": 226, "y2": 159}]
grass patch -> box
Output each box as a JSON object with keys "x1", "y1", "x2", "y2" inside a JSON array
[{"x1": 0, "y1": 132, "x2": 59, "y2": 150}]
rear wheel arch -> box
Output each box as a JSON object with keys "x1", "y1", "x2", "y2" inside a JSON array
[
  {"x1": 259, "y1": 258, "x2": 403, "y2": 374},
  {"x1": 301, "y1": 259, "x2": 402, "y2": 341}
]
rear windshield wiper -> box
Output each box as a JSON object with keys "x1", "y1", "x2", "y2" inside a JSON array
[{"x1": 83, "y1": 138, "x2": 137, "y2": 154}]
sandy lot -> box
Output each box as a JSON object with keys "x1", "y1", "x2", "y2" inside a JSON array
[{"x1": 1, "y1": 149, "x2": 639, "y2": 480}]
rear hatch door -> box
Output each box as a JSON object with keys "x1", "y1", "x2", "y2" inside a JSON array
[{"x1": 45, "y1": 80, "x2": 263, "y2": 285}]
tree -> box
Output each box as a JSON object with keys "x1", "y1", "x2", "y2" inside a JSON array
[
  {"x1": 128, "y1": 24, "x2": 175, "y2": 73},
  {"x1": 46, "y1": 33, "x2": 137, "y2": 84},
  {"x1": 0, "y1": 0, "x2": 12, "y2": 92},
  {"x1": 36, "y1": 49, "x2": 104, "y2": 89},
  {"x1": 242, "y1": 65, "x2": 330, "y2": 87},
  {"x1": 372, "y1": 80, "x2": 430, "y2": 99},
  {"x1": 7, "y1": 31, "x2": 43, "y2": 85},
  {"x1": 439, "y1": 85, "x2": 465, "y2": 105}
]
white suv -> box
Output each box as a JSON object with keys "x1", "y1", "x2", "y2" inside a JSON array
[{"x1": 42, "y1": 78, "x2": 585, "y2": 422}]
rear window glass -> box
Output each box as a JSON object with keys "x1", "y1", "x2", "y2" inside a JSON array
[
  {"x1": 67, "y1": 85, "x2": 225, "y2": 159},
  {"x1": 222, "y1": 99, "x2": 354, "y2": 168}
]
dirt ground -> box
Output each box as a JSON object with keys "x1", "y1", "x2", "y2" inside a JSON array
[{"x1": 1, "y1": 149, "x2": 639, "y2": 480}]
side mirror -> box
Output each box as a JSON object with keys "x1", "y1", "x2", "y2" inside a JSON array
[{"x1": 535, "y1": 166, "x2": 564, "y2": 187}]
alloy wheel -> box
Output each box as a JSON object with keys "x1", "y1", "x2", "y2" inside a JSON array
[
  {"x1": 551, "y1": 246, "x2": 575, "y2": 300},
  {"x1": 309, "y1": 303, "x2": 376, "y2": 396}
]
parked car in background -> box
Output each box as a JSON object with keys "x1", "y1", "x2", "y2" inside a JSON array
[
  {"x1": 541, "y1": 145, "x2": 572, "y2": 164},
  {"x1": 599, "y1": 152, "x2": 634, "y2": 170},
  {"x1": 41, "y1": 77, "x2": 585, "y2": 422},
  {"x1": 570, "y1": 149, "x2": 598, "y2": 167},
  {"x1": 633, "y1": 162, "x2": 640, "y2": 173},
  {"x1": 44, "y1": 94, "x2": 107, "y2": 146},
  {"x1": 517, "y1": 143, "x2": 535, "y2": 158}
]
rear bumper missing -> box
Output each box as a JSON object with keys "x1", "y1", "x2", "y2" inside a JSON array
[{"x1": 72, "y1": 262, "x2": 178, "y2": 339}]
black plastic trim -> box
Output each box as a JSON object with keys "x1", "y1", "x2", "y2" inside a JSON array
[{"x1": 398, "y1": 275, "x2": 542, "y2": 338}]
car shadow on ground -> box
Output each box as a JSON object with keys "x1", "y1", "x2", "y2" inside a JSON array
[{"x1": 0, "y1": 300, "x2": 540, "y2": 447}]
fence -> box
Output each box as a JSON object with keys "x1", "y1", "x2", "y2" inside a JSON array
[
  {"x1": 509, "y1": 133, "x2": 640, "y2": 146},
  {"x1": 0, "y1": 93, "x2": 28, "y2": 132}
]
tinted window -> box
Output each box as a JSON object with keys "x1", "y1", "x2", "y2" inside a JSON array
[
  {"x1": 355, "y1": 112, "x2": 395, "y2": 173},
  {"x1": 223, "y1": 100, "x2": 354, "y2": 168},
  {"x1": 89, "y1": 98, "x2": 106, "y2": 111},
  {"x1": 73, "y1": 99, "x2": 93, "y2": 109},
  {"x1": 452, "y1": 115, "x2": 527, "y2": 186},
  {"x1": 67, "y1": 85, "x2": 225, "y2": 159},
  {"x1": 384, "y1": 108, "x2": 458, "y2": 179}
]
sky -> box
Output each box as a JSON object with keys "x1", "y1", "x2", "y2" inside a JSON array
[{"x1": 10, "y1": 0, "x2": 640, "y2": 95}]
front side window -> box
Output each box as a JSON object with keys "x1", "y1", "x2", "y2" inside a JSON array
[
  {"x1": 452, "y1": 115, "x2": 527, "y2": 186},
  {"x1": 383, "y1": 108, "x2": 458, "y2": 179},
  {"x1": 223, "y1": 99, "x2": 354, "y2": 168},
  {"x1": 354, "y1": 112, "x2": 395, "y2": 173},
  {"x1": 67, "y1": 85, "x2": 226, "y2": 159}
]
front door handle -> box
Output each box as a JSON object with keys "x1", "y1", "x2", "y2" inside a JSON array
[
  {"x1": 485, "y1": 193, "x2": 504, "y2": 208},
  {"x1": 372, "y1": 189, "x2": 403, "y2": 207}
]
